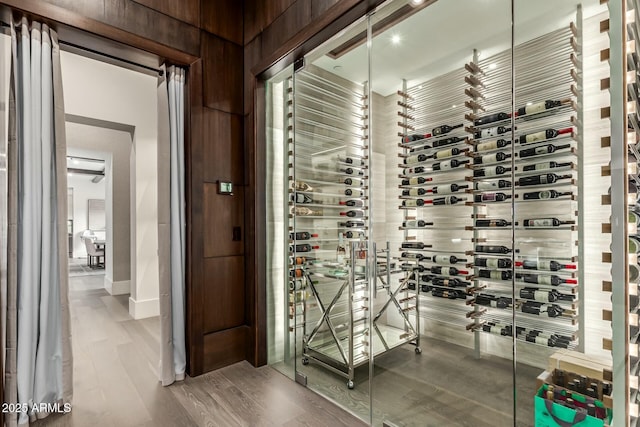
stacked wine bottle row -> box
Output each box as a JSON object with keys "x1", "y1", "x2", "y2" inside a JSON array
[
  {"x1": 464, "y1": 25, "x2": 582, "y2": 350},
  {"x1": 286, "y1": 65, "x2": 372, "y2": 377},
  {"x1": 397, "y1": 66, "x2": 475, "y2": 329}
]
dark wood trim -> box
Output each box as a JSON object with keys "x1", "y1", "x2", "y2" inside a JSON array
[
  {"x1": 186, "y1": 59, "x2": 205, "y2": 376},
  {"x1": 251, "y1": 0, "x2": 386, "y2": 79},
  {"x1": 0, "y1": 0, "x2": 198, "y2": 65}
]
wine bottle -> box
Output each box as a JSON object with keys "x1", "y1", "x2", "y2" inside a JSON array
[
  {"x1": 477, "y1": 269, "x2": 512, "y2": 280},
  {"x1": 426, "y1": 183, "x2": 469, "y2": 194},
  {"x1": 294, "y1": 206, "x2": 323, "y2": 216},
  {"x1": 339, "y1": 200, "x2": 364, "y2": 207},
  {"x1": 475, "y1": 180, "x2": 512, "y2": 190},
  {"x1": 518, "y1": 128, "x2": 572, "y2": 144},
  {"x1": 290, "y1": 244, "x2": 319, "y2": 253},
  {"x1": 520, "y1": 301, "x2": 564, "y2": 318},
  {"x1": 523, "y1": 190, "x2": 572, "y2": 200},
  {"x1": 337, "y1": 156, "x2": 364, "y2": 165},
  {"x1": 522, "y1": 218, "x2": 574, "y2": 227},
  {"x1": 401, "y1": 252, "x2": 426, "y2": 260},
  {"x1": 402, "y1": 188, "x2": 427, "y2": 196},
  {"x1": 522, "y1": 161, "x2": 572, "y2": 172},
  {"x1": 402, "y1": 242, "x2": 428, "y2": 249},
  {"x1": 519, "y1": 288, "x2": 574, "y2": 302},
  {"x1": 517, "y1": 100, "x2": 562, "y2": 116},
  {"x1": 289, "y1": 279, "x2": 305, "y2": 291},
  {"x1": 404, "y1": 153, "x2": 428, "y2": 165},
  {"x1": 432, "y1": 136, "x2": 465, "y2": 148},
  {"x1": 475, "y1": 294, "x2": 511, "y2": 309},
  {"x1": 339, "y1": 220, "x2": 364, "y2": 228},
  {"x1": 402, "y1": 133, "x2": 432, "y2": 143},
  {"x1": 482, "y1": 322, "x2": 512, "y2": 335},
  {"x1": 340, "y1": 210, "x2": 365, "y2": 217},
  {"x1": 516, "y1": 273, "x2": 577, "y2": 285},
  {"x1": 474, "y1": 257, "x2": 512, "y2": 268},
  {"x1": 434, "y1": 147, "x2": 464, "y2": 159},
  {"x1": 343, "y1": 231, "x2": 364, "y2": 239},
  {"x1": 476, "y1": 245, "x2": 512, "y2": 254},
  {"x1": 518, "y1": 173, "x2": 572, "y2": 187},
  {"x1": 402, "y1": 199, "x2": 425, "y2": 207},
  {"x1": 432, "y1": 123, "x2": 463, "y2": 136},
  {"x1": 432, "y1": 254, "x2": 467, "y2": 265},
  {"x1": 425, "y1": 196, "x2": 466, "y2": 205},
  {"x1": 295, "y1": 181, "x2": 314, "y2": 192},
  {"x1": 336, "y1": 234, "x2": 346, "y2": 263},
  {"x1": 430, "y1": 266, "x2": 469, "y2": 276},
  {"x1": 475, "y1": 219, "x2": 511, "y2": 227},
  {"x1": 424, "y1": 277, "x2": 467, "y2": 287},
  {"x1": 402, "y1": 220, "x2": 432, "y2": 228},
  {"x1": 518, "y1": 143, "x2": 571, "y2": 158},
  {"x1": 401, "y1": 176, "x2": 433, "y2": 186},
  {"x1": 401, "y1": 263, "x2": 426, "y2": 272},
  {"x1": 474, "y1": 126, "x2": 512, "y2": 139},
  {"x1": 345, "y1": 188, "x2": 363, "y2": 197},
  {"x1": 342, "y1": 177, "x2": 363, "y2": 186},
  {"x1": 476, "y1": 139, "x2": 511, "y2": 152},
  {"x1": 473, "y1": 152, "x2": 512, "y2": 164},
  {"x1": 403, "y1": 166, "x2": 426, "y2": 175},
  {"x1": 473, "y1": 166, "x2": 512, "y2": 177},
  {"x1": 474, "y1": 112, "x2": 510, "y2": 126},
  {"x1": 339, "y1": 167, "x2": 364, "y2": 175},
  {"x1": 474, "y1": 192, "x2": 512, "y2": 203},
  {"x1": 516, "y1": 260, "x2": 576, "y2": 271},
  {"x1": 409, "y1": 144, "x2": 431, "y2": 153},
  {"x1": 290, "y1": 232, "x2": 318, "y2": 240},
  {"x1": 431, "y1": 289, "x2": 467, "y2": 300},
  {"x1": 432, "y1": 159, "x2": 470, "y2": 171}
]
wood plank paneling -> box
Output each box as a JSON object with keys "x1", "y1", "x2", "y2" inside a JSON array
[
  {"x1": 201, "y1": 0, "x2": 243, "y2": 45},
  {"x1": 203, "y1": 109, "x2": 244, "y2": 185},
  {"x1": 203, "y1": 184, "x2": 244, "y2": 258},
  {"x1": 260, "y1": 0, "x2": 312, "y2": 58},
  {"x1": 311, "y1": 0, "x2": 341, "y2": 20},
  {"x1": 203, "y1": 326, "x2": 248, "y2": 372},
  {"x1": 132, "y1": 0, "x2": 200, "y2": 27},
  {"x1": 103, "y1": 0, "x2": 200, "y2": 57},
  {"x1": 204, "y1": 256, "x2": 246, "y2": 333},
  {"x1": 202, "y1": 32, "x2": 244, "y2": 114},
  {"x1": 244, "y1": 37, "x2": 262, "y2": 115}
]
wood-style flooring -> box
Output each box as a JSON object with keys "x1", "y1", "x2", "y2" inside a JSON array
[{"x1": 38, "y1": 273, "x2": 366, "y2": 427}]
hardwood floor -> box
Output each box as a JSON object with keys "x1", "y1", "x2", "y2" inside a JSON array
[{"x1": 38, "y1": 273, "x2": 366, "y2": 427}]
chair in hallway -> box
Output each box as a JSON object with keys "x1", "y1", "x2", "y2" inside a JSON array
[{"x1": 83, "y1": 238, "x2": 105, "y2": 269}]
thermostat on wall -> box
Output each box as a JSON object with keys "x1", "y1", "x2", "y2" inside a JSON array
[{"x1": 217, "y1": 181, "x2": 233, "y2": 195}]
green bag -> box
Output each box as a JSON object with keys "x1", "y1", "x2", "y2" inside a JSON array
[{"x1": 534, "y1": 386, "x2": 605, "y2": 427}]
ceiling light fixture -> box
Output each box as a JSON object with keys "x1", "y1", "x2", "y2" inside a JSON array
[
  {"x1": 452, "y1": 105, "x2": 457, "y2": 109},
  {"x1": 526, "y1": 102, "x2": 533, "y2": 106},
  {"x1": 411, "y1": 0, "x2": 425, "y2": 5},
  {"x1": 418, "y1": 85, "x2": 423, "y2": 90},
  {"x1": 391, "y1": 34, "x2": 401, "y2": 45},
  {"x1": 489, "y1": 63, "x2": 497, "y2": 70}
]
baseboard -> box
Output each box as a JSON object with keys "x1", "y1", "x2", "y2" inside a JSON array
[
  {"x1": 128, "y1": 297, "x2": 159, "y2": 319},
  {"x1": 104, "y1": 277, "x2": 130, "y2": 295}
]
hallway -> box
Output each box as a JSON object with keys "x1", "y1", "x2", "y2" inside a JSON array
[{"x1": 38, "y1": 273, "x2": 364, "y2": 426}]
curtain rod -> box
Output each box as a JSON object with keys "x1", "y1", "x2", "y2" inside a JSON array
[{"x1": 0, "y1": 21, "x2": 163, "y2": 77}]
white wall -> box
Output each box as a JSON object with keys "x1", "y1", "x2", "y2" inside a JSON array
[
  {"x1": 60, "y1": 50, "x2": 159, "y2": 319},
  {"x1": 68, "y1": 173, "x2": 106, "y2": 258}
]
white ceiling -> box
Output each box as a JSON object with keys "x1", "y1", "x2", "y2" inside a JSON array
[{"x1": 313, "y1": 0, "x2": 605, "y2": 96}]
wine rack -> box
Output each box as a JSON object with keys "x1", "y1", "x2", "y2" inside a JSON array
[
  {"x1": 396, "y1": 67, "x2": 475, "y2": 334},
  {"x1": 464, "y1": 25, "x2": 583, "y2": 351},
  {"x1": 288, "y1": 64, "x2": 418, "y2": 389}
]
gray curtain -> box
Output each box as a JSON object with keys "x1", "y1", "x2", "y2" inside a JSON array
[
  {"x1": 7, "y1": 18, "x2": 72, "y2": 425},
  {"x1": 157, "y1": 65, "x2": 186, "y2": 386}
]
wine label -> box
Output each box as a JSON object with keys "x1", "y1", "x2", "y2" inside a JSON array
[
  {"x1": 436, "y1": 148, "x2": 454, "y2": 159},
  {"x1": 526, "y1": 218, "x2": 553, "y2": 227},
  {"x1": 406, "y1": 155, "x2": 421, "y2": 164},
  {"x1": 485, "y1": 258, "x2": 499, "y2": 268},
  {"x1": 534, "y1": 291, "x2": 549, "y2": 302},
  {"x1": 525, "y1": 102, "x2": 548, "y2": 115},
  {"x1": 476, "y1": 181, "x2": 498, "y2": 190},
  {"x1": 535, "y1": 336, "x2": 549, "y2": 345},
  {"x1": 481, "y1": 154, "x2": 496, "y2": 164},
  {"x1": 489, "y1": 271, "x2": 504, "y2": 280},
  {"x1": 409, "y1": 177, "x2": 421, "y2": 185},
  {"x1": 404, "y1": 199, "x2": 419, "y2": 207},
  {"x1": 535, "y1": 162, "x2": 552, "y2": 170},
  {"x1": 525, "y1": 131, "x2": 547, "y2": 143},
  {"x1": 408, "y1": 188, "x2": 422, "y2": 196},
  {"x1": 439, "y1": 160, "x2": 453, "y2": 170},
  {"x1": 537, "y1": 275, "x2": 552, "y2": 285},
  {"x1": 537, "y1": 191, "x2": 552, "y2": 199},
  {"x1": 534, "y1": 146, "x2": 548, "y2": 155},
  {"x1": 476, "y1": 140, "x2": 498, "y2": 151},
  {"x1": 481, "y1": 193, "x2": 497, "y2": 202}
]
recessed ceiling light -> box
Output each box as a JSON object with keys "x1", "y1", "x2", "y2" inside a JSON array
[
  {"x1": 72, "y1": 158, "x2": 79, "y2": 164},
  {"x1": 391, "y1": 34, "x2": 401, "y2": 45},
  {"x1": 411, "y1": 0, "x2": 425, "y2": 4},
  {"x1": 452, "y1": 105, "x2": 457, "y2": 108},
  {"x1": 418, "y1": 85, "x2": 423, "y2": 90},
  {"x1": 526, "y1": 102, "x2": 533, "y2": 106},
  {"x1": 489, "y1": 63, "x2": 497, "y2": 70},
  {"x1": 67, "y1": 172, "x2": 73, "y2": 177}
]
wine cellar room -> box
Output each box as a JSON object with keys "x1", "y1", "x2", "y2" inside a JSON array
[{"x1": 264, "y1": 0, "x2": 632, "y2": 425}]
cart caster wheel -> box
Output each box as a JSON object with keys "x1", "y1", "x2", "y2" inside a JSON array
[
  {"x1": 415, "y1": 347, "x2": 422, "y2": 354},
  {"x1": 347, "y1": 380, "x2": 355, "y2": 390},
  {"x1": 302, "y1": 357, "x2": 309, "y2": 365}
]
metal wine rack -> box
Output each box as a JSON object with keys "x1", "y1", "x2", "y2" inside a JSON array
[
  {"x1": 464, "y1": 24, "x2": 583, "y2": 351},
  {"x1": 288, "y1": 63, "x2": 417, "y2": 389}
]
